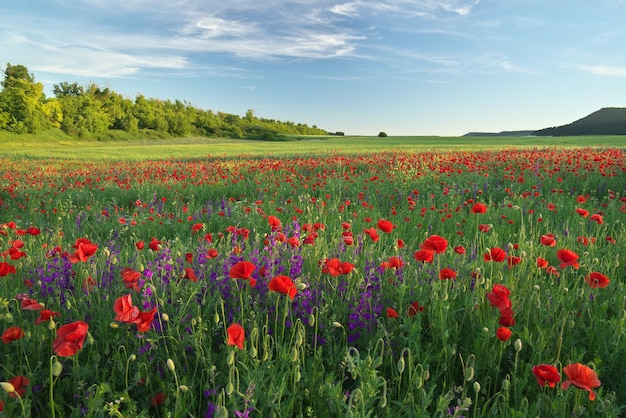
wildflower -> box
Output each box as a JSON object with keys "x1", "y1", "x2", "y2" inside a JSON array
[
  {"x1": 377, "y1": 218, "x2": 395, "y2": 233},
  {"x1": 268, "y1": 275, "x2": 298, "y2": 300},
  {"x1": 53, "y1": 320, "x2": 89, "y2": 357},
  {"x1": 113, "y1": 294, "x2": 139, "y2": 323},
  {"x1": 478, "y1": 224, "x2": 491, "y2": 233},
  {"x1": 68, "y1": 238, "x2": 98, "y2": 263},
  {"x1": 150, "y1": 392, "x2": 167, "y2": 406},
  {"x1": 183, "y1": 267, "x2": 198, "y2": 282},
  {"x1": 471, "y1": 202, "x2": 487, "y2": 214},
  {"x1": 135, "y1": 241, "x2": 145, "y2": 250},
  {"x1": 484, "y1": 247, "x2": 506, "y2": 262},
  {"x1": 134, "y1": 307, "x2": 157, "y2": 332},
  {"x1": 413, "y1": 249, "x2": 435, "y2": 263},
  {"x1": 386, "y1": 308, "x2": 399, "y2": 318},
  {"x1": 439, "y1": 267, "x2": 457, "y2": 280},
  {"x1": 227, "y1": 323, "x2": 245, "y2": 350},
  {"x1": 19, "y1": 296, "x2": 43, "y2": 311},
  {"x1": 1, "y1": 326, "x2": 25, "y2": 344},
  {"x1": 407, "y1": 301, "x2": 425, "y2": 317},
  {"x1": 540, "y1": 234, "x2": 557, "y2": 247},
  {"x1": 420, "y1": 235, "x2": 448, "y2": 253},
  {"x1": 454, "y1": 245, "x2": 466, "y2": 254},
  {"x1": 0, "y1": 262, "x2": 17, "y2": 277},
  {"x1": 585, "y1": 272, "x2": 610, "y2": 289},
  {"x1": 486, "y1": 284, "x2": 511, "y2": 311},
  {"x1": 364, "y1": 227, "x2": 380, "y2": 242},
  {"x1": 556, "y1": 249, "x2": 579, "y2": 269},
  {"x1": 496, "y1": 327, "x2": 512, "y2": 342},
  {"x1": 498, "y1": 307, "x2": 516, "y2": 326},
  {"x1": 561, "y1": 363, "x2": 601, "y2": 400},
  {"x1": 6, "y1": 375, "x2": 29, "y2": 398},
  {"x1": 121, "y1": 267, "x2": 142, "y2": 292},
  {"x1": 532, "y1": 364, "x2": 560, "y2": 388},
  {"x1": 575, "y1": 208, "x2": 590, "y2": 217},
  {"x1": 589, "y1": 213, "x2": 603, "y2": 224},
  {"x1": 35, "y1": 309, "x2": 60, "y2": 325},
  {"x1": 148, "y1": 237, "x2": 160, "y2": 251},
  {"x1": 381, "y1": 256, "x2": 403, "y2": 270},
  {"x1": 229, "y1": 261, "x2": 257, "y2": 287},
  {"x1": 537, "y1": 257, "x2": 549, "y2": 269}
]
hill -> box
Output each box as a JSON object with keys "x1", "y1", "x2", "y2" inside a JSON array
[{"x1": 534, "y1": 107, "x2": 626, "y2": 136}]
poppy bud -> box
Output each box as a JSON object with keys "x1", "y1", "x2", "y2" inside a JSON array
[
  {"x1": 473, "y1": 382, "x2": 481, "y2": 393},
  {"x1": 51, "y1": 359, "x2": 63, "y2": 377},
  {"x1": 166, "y1": 358, "x2": 175, "y2": 372},
  {"x1": 0, "y1": 382, "x2": 15, "y2": 393},
  {"x1": 397, "y1": 357, "x2": 405, "y2": 374},
  {"x1": 162, "y1": 313, "x2": 169, "y2": 322},
  {"x1": 514, "y1": 339, "x2": 522, "y2": 352}
]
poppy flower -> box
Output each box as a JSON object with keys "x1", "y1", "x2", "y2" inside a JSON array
[
  {"x1": 414, "y1": 249, "x2": 435, "y2": 263},
  {"x1": 407, "y1": 301, "x2": 425, "y2": 316},
  {"x1": 561, "y1": 363, "x2": 601, "y2": 401},
  {"x1": 496, "y1": 327, "x2": 512, "y2": 342},
  {"x1": 484, "y1": 247, "x2": 506, "y2": 262},
  {"x1": 364, "y1": 227, "x2": 380, "y2": 242},
  {"x1": 589, "y1": 213, "x2": 603, "y2": 224},
  {"x1": 191, "y1": 223, "x2": 204, "y2": 233},
  {"x1": 486, "y1": 284, "x2": 511, "y2": 311},
  {"x1": 478, "y1": 223, "x2": 491, "y2": 233},
  {"x1": 537, "y1": 257, "x2": 549, "y2": 269},
  {"x1": 498, "y1": 307, "x2": 516, "y2": 326},
  {"x1": 227, "y1": 323, "x2": 245, "y2": 350},
  {"x1": 0, "y1": 262, "x2": 17, "y2": 277},
  {"x1": 53, "y1": 321, "x2": 89, "y2": 357},
  {"x1": 121, "y1": 267, "x2": 142, "y2": 292},
  {"x1": 135, "y1": 241, "x2": 145, "y2": 250},
  {"x1": 381, "y1": 256, "x2": 403, "y2": 270},
  {"x1": 540, "y1": 234, "x2": 557, "y2": 247},
  {"x1": 148, "y1": 237, "x2": 160, "y2": 251},
  {"x1": 556, "y1": 249, "x2": 579, "y2": 269},
  {"x1": 229, "y1": 261, "x2": 257, "y2": 287},
  {"x1": 206, "y1": 248, "x2": 218, "y2": 258},
  {"x1": 575, "y1": 208, "x2": 590, "y2": 218},
  {"x1": 35, "y1": 309, "x2": 60, "y2": 325},
  {"x1": 377, "y1": 219, "x2": 395, "y2": 233},
  {"x1": 585, "y1": 272, "x2": 610, "y2": 289},
  {"x1": 471, "y1": 203, "x2": 487, "y2": 214},
  {"x1": 454, "y1": 245, "x2": 466, "y2": 255},
  {"x1": 183, "y1": 267, "x2": 198, "y2": 282},
  {"x1": 69, "y1": 238, "x2": 98, "y2": 263},
  {"x1": 420, "y1": 235, "x2": 448, "y2": 253},
  {"x1": 7, "y1": 375, "x2": 29, "y2": 398},
  {"x1": 113, "y1": 294, "x2": 140, "y2": 323},
  {"x1": 150, "y1": 391, "x2": 167, "y2": 406},
  {"x1": 134, "y1": 307, "x2": 157, "y2": 332},
  {"x1": 439, "y1": 267, "x2": 457, "y2": 280},
  {"x1": 1, "y1": 326, "x2": 25, "y2": 344},
  {"x1": 386, "y1": 307, "x2": 399, "y2": 318},
  {"x1": 19, "y1": 296, "x2": 43, "y2": 311},
  {"x1": 268, "y1": 275, "x2": 297, "y2": 300},
  {"x1": 532, "y1": 364, "x2": 561, "y2": 388}
]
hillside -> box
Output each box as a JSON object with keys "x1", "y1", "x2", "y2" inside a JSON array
[{"x1": 534, "y1": 107, "x2": 626, "y2": 136}]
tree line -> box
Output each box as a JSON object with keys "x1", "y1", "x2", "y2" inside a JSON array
[{"x1": 0, "y1": 63, "x2": 328, "y2": 139}]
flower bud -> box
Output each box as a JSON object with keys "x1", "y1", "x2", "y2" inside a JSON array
[
  {"x1": 514, "y1": 338, "x2": 522, "y2": 352},
  {"x1": 162, "y1": 313, "x2": 169, "y2": 322},
  {"x1": 166, "y1": 358, "x2": 175, "y2": 372},
  {"x1": 51, "y1": 359, "x2": 63, "y2": 377},
  {"x1": 473, "y1": 381, "x2": 481, "y2": 393},
  {"x1": 0, "y1": 382, "x2": 15, "y2": 393}
]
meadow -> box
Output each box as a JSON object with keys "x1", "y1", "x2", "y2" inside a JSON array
[{"x1": 0, "y1": 136, "x2": 624, "y2": 417}]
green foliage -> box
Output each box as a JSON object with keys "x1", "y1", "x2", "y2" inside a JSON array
[
  {"x1": 0, "y1": 63, "x2": 328, "y2": 140},
  {"x1": 378, "y1": 131, "x2": 388, "y2": 137}
]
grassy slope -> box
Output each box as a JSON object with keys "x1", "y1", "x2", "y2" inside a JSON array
[{"x1": 1, "y1": 132, "x2": 625, "y2": 160}]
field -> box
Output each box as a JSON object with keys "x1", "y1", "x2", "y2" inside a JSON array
[{"x1": 0, "y1": 136, "x2": 624, "y2": 416}]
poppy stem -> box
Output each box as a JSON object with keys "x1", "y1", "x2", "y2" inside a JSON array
[{"x1": 554, "y1": 312, "x2": 569, "y2": 364}]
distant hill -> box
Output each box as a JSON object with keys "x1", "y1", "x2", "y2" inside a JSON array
[
  {"x1": 534, "y1": 107, "x2": 626, "y2": 136},
  {"x1": 464, "y1": 107, "x2": 626, "y2": 137}
]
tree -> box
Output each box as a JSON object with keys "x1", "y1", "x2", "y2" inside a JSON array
[
  {"x1": 0, "y1": 63, "x2": 49, "y2": 133},
  {"x1": 378, "y1": 131, "x2": 388, "y2": 137}
]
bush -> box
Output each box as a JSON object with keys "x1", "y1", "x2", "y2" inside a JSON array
[{"x1": 378, "y1": 131, "x2": 387, "y2": 137}]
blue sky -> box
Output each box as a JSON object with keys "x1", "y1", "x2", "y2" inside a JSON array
[{"x1": 2, "y1": 0, "x2": 626, "y2": 135}]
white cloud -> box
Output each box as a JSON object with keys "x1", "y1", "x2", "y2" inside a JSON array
[{"x1": 581, "y1": 65, "x2": 626, "y2": 77}]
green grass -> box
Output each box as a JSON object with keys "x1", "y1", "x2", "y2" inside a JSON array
[{"x1": 1, "y1": 131, "x2": 624, "y2": 160}]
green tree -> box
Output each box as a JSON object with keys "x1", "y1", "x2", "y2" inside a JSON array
[{"x1": 0, "y1": 63, "x2": 49, "y2": 133}]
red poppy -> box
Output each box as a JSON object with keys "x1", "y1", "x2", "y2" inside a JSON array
[
  {"x1": 540, "y1": 234, "x2": 557, "y2": 247},
  {"x1": 53, "y1": 321, "x2": 89, "y2": 357},
  {"x1": 439, "y1": 267, "x2": 457, "y2": 280},
  {"x1": 471, "y1": 203, "x2": 487, "y2": 214},
  {"x1": 364, "y1": 227, "x2": 380, "y2": 242},
  {"x1": 420, "y1": 235, "x2": 448, "y2": 253},
  {"x1": 183, "y1": 267, "x2": 198, "y2": 282},
  {"x1": 121, "y1": 267, "x2": 142, "y2": 292},
  {"x1": 585, "y1": 272, "x2": 610, "y2": 289},
  {"x1": 191, "y1": 223, "x2": 204, "y2": 233},
  {"x1": 575, "y1": 208, "x2": 590, "y2": 218},
  {"x1": 35, "y1": 309, "x2": 60, "y2": 325},
  {"x1": 499, "y1": 307, "x2": 516, "y2": 326},
  {"x1": 484, "y1": 247, "x2": 506, "y2": 262},
  {"x1": 537, "y1": 257, "x2": 549, "y2": 269},
  {"x1": 229, "y1": 261, "x2": 257, "y2": 287},
  {"x1": 19, "y1": 296, "x2": 43, "y2": 311},
  {"x1": 454, "y1": 245, "x2": 466, "y2": 255},
  {"x1": 590, "y1": 213, "x2": 603, "y2": 224},
  {"x1": 478, "y1": 223, "x2": 491, "y2": 233},
  {"x1": 377, "y1": 219, "x2": 395, "y2": 233},
  {"x1": 206, "y1": 248, "x2": 218, "y2": 258},
  {"x1": 556, "y1": 249, "x2": 579, "y2": 269},
  {"x1": 134, "y1": 307, "x2": 157, "y2": 332},
  {"x1": 381, "y1": 256, "x2": 404, "y2": 270},
  {"x1": 268, "y1": 275, "x2": 297, "y2": 300},
  {"x1": 496, "y1": 327, "x2": 512, "y2": 341},
  {"x1": 113, "y1": 294, "x2": 140, "y2": 323},
  {"x1": 135, "y1": 241, "x2": 145, "y2": 250},
  {"x1": 1, "y1": 326, "x2": 25, "y2": 344},
  {"x1": 150, "y1": 391, "x2": 167, "y2": 406},
  {"x1": 148, "y1": 237, "x2": 160, "y2": 251},
  {"x1": 227, "y1": 323, "x2": 245, "y2": 350},
  {"x1": 68, "y1": 238, "x2": 98, "y2": 263},
  {"x1": 486, "y1": 284, "x2": 511, "y2": 311},
  {"x1": 414, "y1": 249, "x2": 435, "y2": 263},
  {"x1": 532, "y1": 364, "x2": 561, "y2": 388},
  {"x1": 561, "y1": 363, "x2": 601, "y2": 401},
  {"x1": 386, "y1": 307, "x2": 399, "y2": 318},
  {"x1": 407, "y1": 301, "x2": 425, "y2": 316},
  {"x1": 0, "y1": 262, "x2": 17, "y2": 277},
  {"x1": 7, "y1": 375, "x2": 29, "y2": 398}
]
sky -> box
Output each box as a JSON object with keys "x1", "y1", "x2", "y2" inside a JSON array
[{"x1": 2, "y1": 0, "x2": 626, "y2": 136}]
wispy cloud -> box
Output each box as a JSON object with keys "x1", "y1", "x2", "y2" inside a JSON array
[{"x1": 580, "y1": 65, "x2": 626, "y2": 77}]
